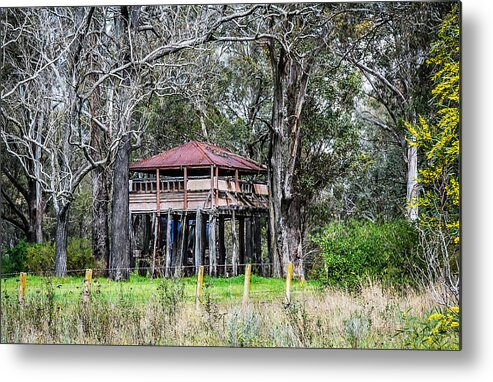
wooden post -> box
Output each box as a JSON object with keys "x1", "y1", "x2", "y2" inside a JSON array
[
  {"x1": 239, "y1": 216, "x2": 245, "y2": 273},
  {"x1": 266, "y1": 215, "x2": 272, "y2": 277},
  {"x1": 218, "y1": 215, "x2": 225, "y2": 275},
  {"x1": 285, "y1": 262, "x2": 293, "y2": 304},
  {"x1": 245, "y1": 216, "x2": 253, "y2": 267},
  {"x1": 83, "y1": 269, "x2": 92, "y2": 302},
  {"x1": 242, "y1": 263, "x2": 252, "y2": 306},
  {"x1": 184, "y1": 167, "x2": 188, "y2": 210},
  {"x1": 129, "y1": 214, "x2": 139, "y2": 272},
  {"x1": 194, "y1": 208, "x2": 202, "y2": 274},
  {"x1": 200, "y1": 209, "x2": 206, "y2": 268},
  {"x1": 165, "y1": 209, "x2": 172, "y2": 277},
  {"x1": 139, "y1": 214, "x2": 151, "y2": 276},
  {"x1": 174, "y1": 214, "x2": 186, "y2": 277},
  {"x1": 195, "y1": 265, "x2": 204, "y2": 309},
  {"x1": 269, "y1": 197, "x2": 281, "y2": 277},
  {"x1": 234, "y1": 169, "x2": 239, "y2": 192},
  {"x1": 84, "y1": 269, "x2": 93, "y2": 292},
  {"x1": 151, "y1": 212, "x2": 158, "y2": 278},
  {"x1": 210, "y1": 165, "x2": 214, "y2": 208},
  {"x1": 253, "y1": 216, "x2": 261, "y2": 273},
  {"x1": 182, "y1": 215, "x2": 189, "y2": 267},
  {"x1": 18, "y1": 272, "x2": 26, "y2": 304},
  {"x1": 156, "y1": 213, "x2": 161, "y2": 277},
  {"x1": 171, "y1": 214, "x2": 179, "y2": 273},
  {"x1": 231, "y1": 210, "x2": 238, "y2": 276},
  {"x1": 156, "y1": 169, "x2": 161, "y2": 212},
  {"x1": 208, "y1": 213, "x2": 217, "y2": 276},
  {"x1": 215, "y1": 166, "x2": 219, "y2": 207},
  {"x1": 155, "y1": 169, "x2": 161, "y2": 277}
]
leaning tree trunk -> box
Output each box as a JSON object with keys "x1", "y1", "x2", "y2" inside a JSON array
[
  {"x1": 109, "y1": 134, "x2": 131, "y2": 280},
  {"x1": 267, "y1": 45, "x2": 311, "y2": 279},
  {"x1": 54, "y1": 206, "x2": 70, "y2": 277}
]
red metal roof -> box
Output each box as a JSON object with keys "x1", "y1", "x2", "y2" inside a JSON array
[{"x1": 129, "y1": 141, "x2": 267, "y2": 173}]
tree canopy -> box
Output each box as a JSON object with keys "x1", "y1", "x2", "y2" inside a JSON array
[{"x1": 1, "y1": 3, "x2": 458, "y2": 285}]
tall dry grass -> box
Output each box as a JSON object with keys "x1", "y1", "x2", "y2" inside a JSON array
[{"x1": 1, "y1": 278, "x2": 447, "y2": 348}]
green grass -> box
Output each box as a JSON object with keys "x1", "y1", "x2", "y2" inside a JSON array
[
  {"x1": 1, "y1": 273, "x2": 459, "y2": 349},
  {"x1": 1, "y1": 273, "x2": 320, "y2": 304}
]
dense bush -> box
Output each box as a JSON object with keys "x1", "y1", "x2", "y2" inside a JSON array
[
  {"x1": 1, "y1": 238, "x2": 94, "y2": 275},
  {"x1": 25, "y1": 242, "x2": 55, "y2": 274},
  {"x1": 310, "y1": 220, "x2": 422, "y2": 289},
  {"x1": 66, "y1": 238, "x2": 95, "y2": 273},
  {"x1": 0, "y1": 240, "x2": 28, "y2": 275}
]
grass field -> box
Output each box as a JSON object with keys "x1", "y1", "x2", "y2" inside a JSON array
[
  {"x1": 0, "y1": 273, "x2": 459, "y2": 349},
  {"x1": 1, "y1": 273, "x2": 314, "y2": 303}
]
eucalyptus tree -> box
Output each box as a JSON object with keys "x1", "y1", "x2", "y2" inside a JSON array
[
  {"x1": 1, "y1": 8, "x2": 111, "y2": 276},
  {"x1": 209, "y1": 3, "x2": 380, "y2": 277},
  {"x1": 1, "y1": 9, "x2": 47, "y2": 244},
  {"x1": 342, "y1": 2, "x2": 452, "y2": 221}
]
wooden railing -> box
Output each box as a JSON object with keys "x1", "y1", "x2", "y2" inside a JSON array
[
  {"x1": 129, "y1": 177, "x2": 267, "y2": 195},
  {"x1": 130, "y1": 178, "x2": 184, "y2": 193}
]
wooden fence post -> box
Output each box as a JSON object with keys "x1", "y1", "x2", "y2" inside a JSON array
[
  {"x1": 242, "y1": 263, "x2": 252, "y2": 306},
  {"x1": 82, "y1": 269, "x2": 93, "y2": 304},
  {"x1": 195, "y1": 265, "x2": 204, "y2": 309},
  {"x1": 285, "y1": 262, "x2": 293, "y2": 304},
  {"x1": 18, "y1": 272, "x2": 26, "y2": 304},
  {"x1": 83, "y1": 269, "x2": 93, "y2": 295}
]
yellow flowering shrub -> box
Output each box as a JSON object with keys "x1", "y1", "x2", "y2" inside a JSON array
[
  {"x1": 399, "y1": 306, "x2": 460, "y2": 350},
  {"x1": 405, "y1": 5, "x2": 460, "y2": 246}
]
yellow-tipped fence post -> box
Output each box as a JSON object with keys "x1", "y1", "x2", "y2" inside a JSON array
[
  {"x1": 285, "y1": 262, "x2": 293, "y2": 304},
  {"x1": 242, "y1": 263, "x2": 252, "y2": 306},
  {"x1": 83, "y1": 269, "x2": 93, "y2": 301},
  {"x1": 18, "y1": 272, "x2": 27, "y2": 304},
  {"x1": 195, "y1": 265, "x2": 204, "y2": 309}
]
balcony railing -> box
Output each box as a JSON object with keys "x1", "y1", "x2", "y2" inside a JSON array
[
  {"x1": 129, "y1": 177, "x2": 267, "y2": 196},
  {"x1": 130, "y1": 178, "x2": 184, "y2": 193}
]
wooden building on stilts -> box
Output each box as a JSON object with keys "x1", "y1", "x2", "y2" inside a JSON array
[{"x1": 128, "y1": 141, "x2": 270, "y2": 277}]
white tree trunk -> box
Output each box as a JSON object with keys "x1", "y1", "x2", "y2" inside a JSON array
[{"x1": 406, "y1": 142, "x2": 419, "y2": 221}]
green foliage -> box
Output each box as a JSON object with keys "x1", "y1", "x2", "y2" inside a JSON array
[
  {"x1": 1, "y1": 238, "x2": 94, "y2": 275},
  {"x1": 25, "y1": 242, "x2": 55, "y2": 274},
  {"x1": 299, "y1": 61, "x2": 364, "y2": 225},
  {"x1": 136, "y1": 95, "x2": 203, "y2": 158},
  {"x1": 311, "y1": 220, "x2": 422, "y2": 289},
  {"x1": 156, "y1": 278, "x2": 185, "y2": 322},
  {"x1": 67, "y1": 238, "x2": 95, "y2": 273},
  {"x1": 1, "y1": 240, "x2": 28, "y2": 274},
  {"x1": 398, "y1": 306, "x2": 460, "y2": 350}
]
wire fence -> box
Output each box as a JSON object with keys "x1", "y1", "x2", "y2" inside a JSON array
[
  {"x1": 0, "y1": 262, "x2": 288, "y2": 278},
  {"x1": 1, "y1": 262, "x2": 311, "y2": 304}
]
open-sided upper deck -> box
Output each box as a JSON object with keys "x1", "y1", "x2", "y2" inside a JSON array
[{"x1": 128, "y1": 141, "x2": 269, "y2": 213}]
